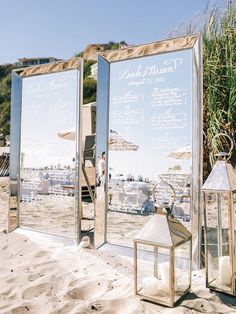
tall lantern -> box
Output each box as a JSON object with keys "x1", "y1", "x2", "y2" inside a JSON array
[
  {"x1": 134, "y1": 181, "x2": 192, "y2": 307},
  {"x1": 202, "y1": 133, "x2": 236, "y2": 296}
]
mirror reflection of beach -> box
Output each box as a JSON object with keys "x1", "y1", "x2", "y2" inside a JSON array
[{"x1": 19, "y1": 168, "x2": 94, "y2": 236}]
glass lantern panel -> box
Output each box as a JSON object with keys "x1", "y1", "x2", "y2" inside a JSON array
[
  {"x1": 205, "y1": 192, "x2": 232, "y2": 293},
  {"x1": 174, "y1": 241, "x2": 191, "y2": 302},
  {"x1": 136, "y1": 243, "x2": 171, "y2": 304}
]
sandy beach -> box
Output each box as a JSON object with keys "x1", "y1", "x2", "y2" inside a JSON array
[{"x1": 1, "y1": 177, "x2": 236, "y2": 313}]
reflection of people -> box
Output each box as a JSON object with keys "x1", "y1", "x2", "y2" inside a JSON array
[
  {"x1": 98, "y1": 152, "x2": 106, "y2": 186},
  {"x1": 97, "y1": 152, "x2": 106, "y2": 204}
]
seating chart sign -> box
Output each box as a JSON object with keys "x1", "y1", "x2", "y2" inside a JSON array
[
  {"x1": 18, "y1": 69, "x2": 80, "y2": 238},
  {"x1": 95, "y1": 35, "x2": 202, "y2": 259},
  {"x1": 107, "y1": 50, "x2": 192, "y2": 244},
  {"x1": 110, "y1": 51, "x2": 191, "y2": 170}
]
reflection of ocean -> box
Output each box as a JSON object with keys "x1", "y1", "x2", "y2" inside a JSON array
[
  {"x1": 109, "y1": 150, "x2": 191, "y2": 181},
  {"x1": 21, "y1": 140, "x2": 75, "y2": 169}
]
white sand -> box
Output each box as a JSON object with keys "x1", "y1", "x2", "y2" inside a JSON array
[{"x1": 1, "y1": 177, "x2": 236, "y2": 313}]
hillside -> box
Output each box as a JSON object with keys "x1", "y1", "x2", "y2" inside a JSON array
[
  {"x1": 82, "y1": 41, "x2": 128, "y2": 60},
  {"x1": 0, "y1": 64, "x2": 15, "y2": 136}
]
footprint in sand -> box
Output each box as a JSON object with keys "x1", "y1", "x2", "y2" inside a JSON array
[
  {"x1": 22, "y1": 282, "x2": 52, "y2": 299},
  {"x1": 67, "y1": 278, "x2": 112, "y2": 300},
  {"x1": 6, "y1": 276, "x2": 19, "y2": 284},
  {"x1": 28, "y1": 272, "x2": 46, "y2": 282},
  {"x1": 50, "y1": 303, "x2": 76, "y2": 314},
  {"x1": 34, "y1": 250, "x2": 49, "y2": 258},
  {"x1": 68, "y1": 279, "x2": 81, "y2": 288},
  {"x1": 30, "y1": 261, "x2": 58, "y2": 276},
  {"x1": 0, "y1": 285, "x2": 17, "y2": 299},
  {"x1": 5, "y1": 305, "x2": 32, "y2": 314},
  {"x1": 77, "y1": 298, "x2": 145, "y2": 314},
  {"x1": 33, "y1": 260, "x2": 56, "y2": 269}
]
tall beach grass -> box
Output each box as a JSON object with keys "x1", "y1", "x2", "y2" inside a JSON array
[
  {"x1": 171, "y1": 1, "x2": 236, "y2": 178},
  {"x1": 202, "y1": 1, "x2": 236, "y2": 178}
]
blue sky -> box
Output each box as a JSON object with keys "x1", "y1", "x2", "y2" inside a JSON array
[{"x1": 0, "y1": 0, "x2": 228, "y2": 65}]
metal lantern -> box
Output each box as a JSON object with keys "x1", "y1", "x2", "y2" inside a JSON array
[
  {"x1": 202, "y1": 133, "x2": 236, "y2": 296},
  {"x1": 134, "y1": 181, "x2": 192, "y2": 307}
]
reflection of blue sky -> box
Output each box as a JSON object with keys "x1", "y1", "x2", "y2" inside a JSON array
[
  {"x1": 109, "y1": 50, "x2": 192, "y2": 180},
  {"x1": 21, "y1": 70, "x2": 79, "y2": 169}
]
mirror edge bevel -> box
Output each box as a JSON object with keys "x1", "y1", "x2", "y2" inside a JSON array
[
  {"x1": 94, "y1": 55, "x2": 110, "y2": 248},
  {"x1": 76, "y1": 59, "x2": 83, "y2": 244},
  {"x1": 191, "y1": 35, "x2": 203, "y2": 269},
  {"x1": 9, "y1": 70, "x2": 22, "y2": 232}
]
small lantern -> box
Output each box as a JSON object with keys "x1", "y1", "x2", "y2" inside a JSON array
[
  {"x1": 202, "y1": 133, "x2": 236, "y2": 296},
  {"x1": 134, "y1": 181, "x2": 192, "y2": 307}
]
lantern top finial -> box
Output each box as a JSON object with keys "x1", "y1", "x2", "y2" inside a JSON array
[
  {"x1": 153, "y1": 178, "x2": 176, "y2": 215},
  {"x1": 212, "y1": 133, "x2": 234, "y2": 161}
]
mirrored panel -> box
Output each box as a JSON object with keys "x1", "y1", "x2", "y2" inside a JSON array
[
  {"x1": 108, "y1": 49, "x2": 192, "y2": 246},
  {"x1": 95, "y1": 35, "x2": 202, "y2": 266},
  {"x1": 80, "y1": 104, "x2": 97, "y2": 242},
  {"x1": 19, "y1": 70, "x2": 79, "y2": 237},
  {"x1": 94, "y1": 58, "x2": 110, "y2": 248},
  {"x1": 9, "y1": 72, "x2": 22, "y2": 232},
  {"x1": 9, "y1": 60, "x2": 83, "y2": 241}
]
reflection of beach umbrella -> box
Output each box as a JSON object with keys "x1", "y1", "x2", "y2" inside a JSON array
[
  {"x1": 58, "y1": 128, "x2": 139, "y2": 151},
  {"x1": 58, "y1": 128, "x2": 75, "y2": 141},
  {"x1": 109, "y1": 130, "x2": 139, "y2": 151},
  {"x1": 167, "y1": 144, "x2": 191, "y2": 160}
]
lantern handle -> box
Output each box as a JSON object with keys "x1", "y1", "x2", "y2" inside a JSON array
[
  {"x1": 212, "y1": 133, "x2": 234, "y2": 161},
  {"x1": 152, "y1": 177, "x2": 176, "y2": 214}
]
